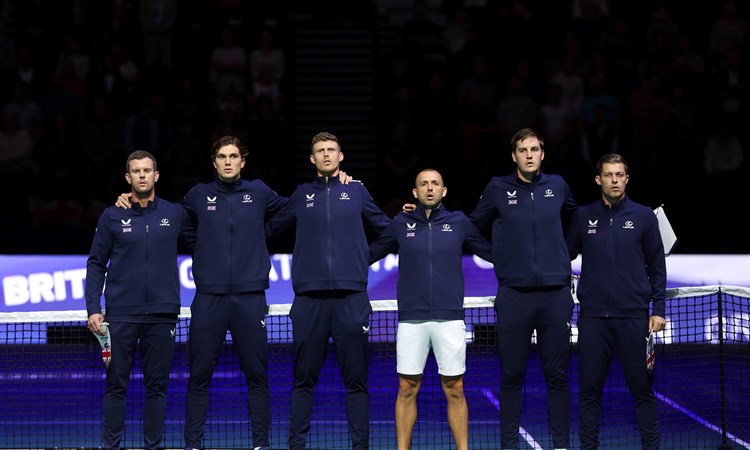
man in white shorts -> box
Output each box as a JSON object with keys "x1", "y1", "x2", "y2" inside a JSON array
[{"x1": 370, "y1": 168, "x2": 492, "y2": 450}]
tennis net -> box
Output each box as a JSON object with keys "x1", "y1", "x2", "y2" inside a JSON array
[{"x1": 1, "y1": 286, "x2": 748, "y2": 449}]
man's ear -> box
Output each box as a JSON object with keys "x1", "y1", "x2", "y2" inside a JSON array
[
  {"x1": 310, "y1": 154, "x2": 315, "y2": 165},
  {"x1": 154, "y1": 170, "x2": 160, "y2": 183},
  {"x1": 125, "y1": 173, "x2": 131, "y2": 184},
  {"x1": 412, "y1": 188, "x2": 418, "y2": 199},
  {"x1": 595, "y1": 175, "x2": 602, "y2": 186}
]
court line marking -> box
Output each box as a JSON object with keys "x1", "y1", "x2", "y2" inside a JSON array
[
  {"x1": 480, "y1": 386, "x2": 750, "y2": 450},
  {"x1": 481, "y1": 388, "x2": 543, "y2": 450},
  {"x1": 655, "y1": 391, "x2": 750, "y2": 450}
]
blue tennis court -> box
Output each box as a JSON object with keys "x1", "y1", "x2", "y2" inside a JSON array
[
  {"x1": 1, "y1": 287, "x2": 748, "y2": 449},
  {"x1": 2, "y1": 344, "x2": 747, "y2": 449}
]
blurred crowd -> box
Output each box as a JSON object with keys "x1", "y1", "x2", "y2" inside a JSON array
[
  {"x1": 0, "y1": 1, "x2": 294, "y2": 253},
  {"x1": 374, "y1": 0, "x2": 747, "y2": 254},
  {"x1": 0, "y1": 0, "x2": 747, "y2": 253}
]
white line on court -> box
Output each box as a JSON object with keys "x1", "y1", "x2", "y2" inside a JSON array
[
  {"x1": 655, "y1": 391, "x2": 750, "y2": 449},
  {"x1": 481, "y1": 388, "x2": 544, "y2": 450}
]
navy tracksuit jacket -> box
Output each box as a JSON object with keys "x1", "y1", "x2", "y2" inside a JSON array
[
  {"x1": 183, "y1": 178, "x2": 287, "y2": 294},
  {"x1": 369, "y1": 204, "x2": 492, "y2": 321},
  {"x1": 86, "y1": 197, "x2": 193, "y2": 319}
]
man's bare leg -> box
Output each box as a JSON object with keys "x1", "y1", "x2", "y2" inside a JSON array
[
  {"x1": 442, "y1": 374, "x2": 468, "y2": 450},
  {"x1": 395, "y1": 374, "x2": 422, "y2": 450}
]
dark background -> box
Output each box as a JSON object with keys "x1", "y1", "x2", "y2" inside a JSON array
[{"x1": 0, "y1": 0, "x2": 747, "y2": 254}]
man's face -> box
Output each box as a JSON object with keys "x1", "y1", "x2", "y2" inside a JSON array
[
  {"x1": 213, "y1": 144, "x2": 245, "y2": 182},
  {"x1": 596, "y1": 162, "x2": 629, "y2": 202},
  {"x1": 125, "y1": 158, "x2": 158, "y2": 197},
  {"x1": 310, "y1": 140, "x2": 343, "y2": 177},
  {"x1": 413, "y1": 169, "x2": 446, "y2": 208},
  {"x1": 511, "y1": 136, "x2": 544, "y2": 177}
]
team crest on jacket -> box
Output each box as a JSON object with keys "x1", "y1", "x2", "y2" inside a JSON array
[
  {"x1": 206, "y1": 196, "x2": 217, "y2": 211},
  {"x1": 306, "y1": 193, "x2": 315, "y2": 208},
  {"x1": 406, "y1": 222, "x2": 416, "y2": 237},
  {"x1": 121, "y1": 219, "x2": 132, "y2": 233},
  {"x1": 587, "y1": 219, "x2": 598, "y2": 234},
  {"x1": 506, "y1": 190, "x2": 517, "y2": 205}
]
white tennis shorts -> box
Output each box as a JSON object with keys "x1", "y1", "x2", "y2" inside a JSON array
[{"x1": 396, "y1": 319, "x2": 466, "y2": 377}]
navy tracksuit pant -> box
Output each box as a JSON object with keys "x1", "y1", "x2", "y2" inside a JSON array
[
  {"x1": 103, "y1": 320, "x2": 176, "y2": 450},
  {"x1": 288, "y1": 290, "x2": 372, "y2": 450},
  {"x1": 578, "y1": 316, "x2": 660, "y2": 450},
  {"x1": 495, "y1": 285, "x2": 574, "y2": 449},
  {"x1": 184, "y1": 292, "x2": 270, "y2": 449}
]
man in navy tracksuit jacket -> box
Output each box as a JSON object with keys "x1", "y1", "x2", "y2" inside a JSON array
[
  {"x1": 369, "y1": 168, "x2": 492, "y2": 450},
  {"x1": 86, "y1": 151, "x2": 193, "y2": 450},
  {"x1": 266, "y1": 132, "x2": 391, "y2": 450},
  {"x1": 182, "y1": 136, "x2": 287, "y2": 450},
  {"x1": 469, "y1": 128, "x2": 577, "y2": 449},
  {"x1": 566, "y1": 153, "x2": 666, "y2": 450}
]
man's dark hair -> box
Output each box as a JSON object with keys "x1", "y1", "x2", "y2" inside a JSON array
[
  {"x1": 311, "y1": 131, "x2": 339, "y2": 153},
  {"x1": 510, "y1": 128, "x2": 544, "y2": 152},
  {"x1": 596, "y1": 153, "x2": 629, "y2": 174},
  {"x1": 212, "y1": 135, "x2": 249, "y2": 159},
  {"x1": 126, "y1": 150, "x2": 157, "y2": 172}
]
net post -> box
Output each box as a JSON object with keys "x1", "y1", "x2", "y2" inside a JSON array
[{"x1": 716, "y1": 287, "x2": 730, "y2": 450}]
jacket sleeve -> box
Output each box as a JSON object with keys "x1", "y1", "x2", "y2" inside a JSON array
[
  {"x1": 177, "y1": 205, "x2": 196, "y2": 254},
  {"x1": 462, "y1": 215, "x2": 493, "y2": 262},
  {"x1": 360, "y1": 184, "x2": 391, "y2": 235},
  {"x1": 262, "y1": 180, "x2": 289, "y2": 218},
  {"x1": 644, "y1": 212, "x2": 667, "y2": 318},
  {"x1": 468, "y1": 180, "x2": 498, "y2": 231},
  {"x1": 565, "y1": 209, "x2": 582, "y2": 261},
  {"x1": 265, "y1": 192, "x2": 297, "y2": 238},
  {"x1": 560, "y1": 179, "x2": 578, "y2": 230},
  {"x1": 85, "y1": 211, "x2": 113, "y2": 317},
  {"x1": 369, "y1": 219, "x2": 400, "y2": 264},
  {"x1": 181, "y1": 186, "x2": 198, "y2": 223}
]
